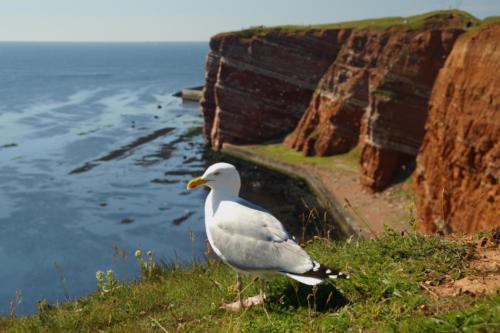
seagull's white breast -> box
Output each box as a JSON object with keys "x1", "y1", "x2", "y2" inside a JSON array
[{"x1": 204, "y1": 191, "x2": 226, "y2": 261}]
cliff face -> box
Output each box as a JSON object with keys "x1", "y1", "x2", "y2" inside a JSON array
[
  {"x1": 284, "y1": 29, "x2": 373, "y2": 156},
  {"x1": 359, "y1": 28, "x2": 463, "y2": 190},
  {"x1": 201, "y1": 29, "x2": 351, "y2": 148},
  {"x1": 284, "y1": 19, "x2": 465, "y2": 190},
  {"x1": 414, "y1": 24, "x2": 500, "y2": 234},
  {"x1": 200, "y1": 11, "x2": 498, "y2": 235}
]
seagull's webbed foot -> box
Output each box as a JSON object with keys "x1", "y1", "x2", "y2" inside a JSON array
[
  {"x1": 220, "y1": 294, "x2": 266, "y2": 311},
  {"x1": 220, "y1": 275, "x2": 267, "y2": 311}
]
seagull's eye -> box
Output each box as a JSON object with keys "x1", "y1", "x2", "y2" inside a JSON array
[{"x1": 213, "y1": 172, "x2": 220, "y2": 176}]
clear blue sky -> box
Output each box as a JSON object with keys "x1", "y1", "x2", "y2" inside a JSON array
[{"x1": 1, "y1": 0, "x2": 499, "y2": 42}]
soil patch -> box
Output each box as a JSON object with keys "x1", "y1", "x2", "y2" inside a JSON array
[{"x1": 426, "y1": 233, "x2": 500, "y2": 298}]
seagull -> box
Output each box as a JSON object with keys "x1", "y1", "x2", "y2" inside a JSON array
[{"x1": 187, "y1": 162, "x2": 348, "y2": 310}]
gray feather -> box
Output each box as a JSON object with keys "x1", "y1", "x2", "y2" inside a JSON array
[{"x1": 209, "y1": 199, "x2": 313, "y2": 274}]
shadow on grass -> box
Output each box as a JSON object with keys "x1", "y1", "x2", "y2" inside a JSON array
[{"x1": 267, "y1": 282, "x2": 349, "y2": 312}]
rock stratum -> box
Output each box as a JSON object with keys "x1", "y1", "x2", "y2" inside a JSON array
[
  {"x1": 285, "y1": 23, "x2": 463, "y2": 190},
  {"x1": 200, "y1": 11, "x2": 499, "y2": 234},
  {"x1": 201, "y1": 29, "x2": 351, "y2": 148},
  {"x1": 414, "y1": 23, "x2": 500, "y2": 234}
]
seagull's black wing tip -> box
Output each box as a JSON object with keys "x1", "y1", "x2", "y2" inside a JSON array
[{"x1": 296, "y1": 261, "x2": 350, "y2": 281}]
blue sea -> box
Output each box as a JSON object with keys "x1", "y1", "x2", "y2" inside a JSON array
[
  {"x1": 0, "y1": 42, "x2": 329, "y2": 315},
  {"x1": 0, "y1": 42, "x2": 212, "y2": 315}
]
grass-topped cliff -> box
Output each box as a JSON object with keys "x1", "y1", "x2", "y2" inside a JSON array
[
  {"x1": 216, "y1": 10, "x2": 479, "y2": 38},
  {"x1": 1, "y1": 231, "x2": 499, "y2": 332}
]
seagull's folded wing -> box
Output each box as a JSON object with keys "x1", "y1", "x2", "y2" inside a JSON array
[{"x1": 209, "y1": 199, "x2": 314, "y2": 274}]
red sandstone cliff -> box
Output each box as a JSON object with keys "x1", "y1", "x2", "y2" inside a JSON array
[
  {"x1": 201, "y1": 29, "x2": 351, "y2": 148},
  {"x1": 202, "y1": 12, "x2": 475, "y2": 191},
  {"x1": 200, "y1": 12, "x2": 499, "y2": 235},
  {"x1": 414, "y1": 23, "x2": 500, "y2": 234},
  {"x1": 285, "y1": 16, "x2": 468, "y2": 190}
]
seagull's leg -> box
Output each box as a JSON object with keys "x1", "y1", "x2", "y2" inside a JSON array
[
  {"x1": 236, "y1": 272, "x2": 243, "y2": 306},
  {"x1": 222, "y1": 274, "x2": 267, "y2": 311},
  {"x1": 261, "y1": 278, "x2": 267, "y2": 301},
  {"x1": 220, "y1": 273, "x2": 244, "y2": 311},
  {"x1": 243, "y1": 277, "x2": 267, "y2": 307}
]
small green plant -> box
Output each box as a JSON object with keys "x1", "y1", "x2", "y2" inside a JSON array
[
  {"x1": 95, "y1": 269, "x2": 117, "y2": 294},
  {"x1": 406, "y1": 201, "x2": 417, "y2": 230},
  {"x1": 9, "y1": 289, "x2": 22, "y2": 319},
  {"x1": 134, "y1": 249, "x2": 158, "y2": 280}
]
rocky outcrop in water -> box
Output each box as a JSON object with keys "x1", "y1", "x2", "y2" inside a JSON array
[{"x1": 414, "y1": 23, "x2": 500, "y2": 234}]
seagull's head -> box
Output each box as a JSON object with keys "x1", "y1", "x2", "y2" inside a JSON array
[{"x1": 187, "y1": 162, "x2": 241, "y2": 195}]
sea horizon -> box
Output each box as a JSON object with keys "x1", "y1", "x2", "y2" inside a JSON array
[{"x1": 0, "y1": 40, "x2": 209, "y2": 44}]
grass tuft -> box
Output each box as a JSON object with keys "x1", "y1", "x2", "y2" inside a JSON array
[{"x1": 253, "y1": 143, "x2": 360, "y2": 173}]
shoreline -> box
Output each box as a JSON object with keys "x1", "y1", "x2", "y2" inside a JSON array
[{"x1": 220, "y1": 143, "x2": 411, "y2": 239}]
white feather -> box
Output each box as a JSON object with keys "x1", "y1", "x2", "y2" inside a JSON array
[{"x1": 285, "y1": 273, "x2": 324, "y2": 286}]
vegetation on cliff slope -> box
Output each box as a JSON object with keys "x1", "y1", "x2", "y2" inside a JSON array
[
  {"x1": 477, "y1": 16, "x2": 500, "y2": 28},
  {"x1": 218, "y1": 10, "x2": 479, "y2": 38},
  {"x1": 1, "y1": 230, "x2": 499, "y2": 332},
  {"x1": 252, "y1": 143, "x2": 360, "y2": 172}
]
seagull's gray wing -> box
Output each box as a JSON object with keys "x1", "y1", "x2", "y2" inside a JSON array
[{"x1": 209, "y1": 198, "x2": 314, "y2": 274}]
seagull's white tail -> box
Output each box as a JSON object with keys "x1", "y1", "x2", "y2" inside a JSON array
[{"x1": 284, "y1": 273, "x2": 324, "y2": 286}]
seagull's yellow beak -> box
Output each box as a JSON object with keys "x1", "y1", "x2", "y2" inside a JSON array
[{"x1": 187, "y1": 177, "x2": 208, "y2": 190}]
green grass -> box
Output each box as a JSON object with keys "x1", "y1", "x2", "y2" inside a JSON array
[
  {"x1": 373, "y1": 89, "x2": 397, "y2": 99},
  {"x1": 392, "y1": 175, "x2": 416, "y2": 201},
  {"x1": 219, "y1": 10, "x2": 500, "y2": 40},
  {"x1": 461, "y1": 15, "x2": 500, "y2": 33},
  {"x1": 477, "y1": 16, "x2": 500, "y2": 28},
  {"x1": 2, "y1": 232, "x2": 498, "y2": 332},
  {"x1": 217, "y1": 10, "x2": 479, "y2": 38},
  {"x1": 252, "y1": 143, "x2": 360, "y2": 173}
]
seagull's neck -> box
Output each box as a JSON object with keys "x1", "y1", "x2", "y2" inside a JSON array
[{"x1": 205, "y1": 187, "x2": 239, "y2": 220}]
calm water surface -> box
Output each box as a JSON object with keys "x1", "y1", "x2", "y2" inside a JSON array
[{"x1": 0, "y1": 42, "x2": 332, "y2": 315}]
